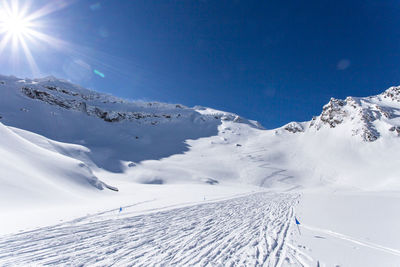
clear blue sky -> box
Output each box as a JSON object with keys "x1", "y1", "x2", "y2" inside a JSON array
[{"x1": 1, "y1": 0, "x2": 400, "y2": 128}]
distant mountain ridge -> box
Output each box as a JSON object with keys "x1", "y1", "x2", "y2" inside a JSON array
[
  {"x1": 282, "y1": 86, "x2": 400, "y2": 142},
  {"x1": 0, "y1": 75, "x2": 262, "y2": 128},
  {"x1": 0, "y1": 74, "x2": 262, "y2": 175},
  {"x1": 2, "y1": 74, "x2": 399, "y2": 143},
  {"x1": 0, "y1": 74, "x2": 399, "y2": 207}
]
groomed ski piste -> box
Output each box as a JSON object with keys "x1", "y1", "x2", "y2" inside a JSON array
[
  {"x1": 0, "y1": 193, "x2": 299, "y2": 266},
  {"x1": 0, "y1": 75, "x2": 399, "y2": 266}
]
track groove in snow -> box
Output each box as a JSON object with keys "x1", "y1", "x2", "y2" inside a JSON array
[
  {"x1": 0, "y1": 193, "x2": 298, "y2": 266},
  {"x1": 301, "y1": 225, "x2": 400, "y2": 257}
]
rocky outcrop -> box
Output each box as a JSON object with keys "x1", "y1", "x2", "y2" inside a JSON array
[
  {"x1": 310, "y1": 97, "x2": 380, "y2": 141},
  {"x1": 22, "y1": 87, "x2": 74, "y2": 109},
  {"x1": 283, "y1": 122, "x2": 304, "y2": 133},
  {"x1": 318, "y1": 98, "x2": 347, "y2": 128},
  {"x1": 21, "y1": 86, "x2": 180, "y2": 123},
  {"x1": 382, "y1": 86, "x2": 400, "y2": 102},
  {"x1": 19, "y1": 83, "x2": 255, "y2": 128},
  {"x1": 309, "y1": 92, "x2": 400, "y2": 142}
]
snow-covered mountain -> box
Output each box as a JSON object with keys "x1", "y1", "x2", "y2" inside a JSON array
[
  {"x1": 1, "y1": 74, "x2": 399, "y2": 196},
  {"x1": 274, "y1": 87, "x2": 400, "y2": 190},
  {"x1": 1, "y1": 74, "x2": 400, "y2": 266},
  {"x1": 302, "y1": 86, "x2": 399, "y2": 142},
  {"x1": 0, "y1": 74, "x2": 263, "y2": 203},
  {"x1": 281, "y1": 86, "x2": 400, "y2": 140}
]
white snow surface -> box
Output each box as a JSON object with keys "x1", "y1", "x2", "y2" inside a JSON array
[{"x1": 0, "y1": 75, "x2": 399, "y2": 266}]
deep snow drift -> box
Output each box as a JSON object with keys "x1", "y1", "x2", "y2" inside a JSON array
[{"x1": 0, "y1": 75, "x2": 399, "y2": 266}]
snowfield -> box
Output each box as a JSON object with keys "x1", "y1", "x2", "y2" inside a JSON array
[
  {"x1": 0, "y1": 75, "x2": 399, "y2": 266},
  {"x1": 0, "y1": 193, "x2": 299, "y2": 266},
  {"x1": 295, "y1": 190, "x2": 400, "y2": 266}
]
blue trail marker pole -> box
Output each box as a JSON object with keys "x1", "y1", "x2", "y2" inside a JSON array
[{"x1": 295, "y1": 217, "x2": 301, "y2": 235}]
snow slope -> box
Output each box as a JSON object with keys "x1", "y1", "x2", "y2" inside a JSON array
[
  {"x1": 293, "y1": 190, "x2": 400, "y2": 267},
  {"x1": 1, "y1": 74, "x2": 399, "y2": 192},
  {"x1": 0, "y1": 121, "x2": 108, "y2": 208},
  {"x1": 272, "y1": 86, "x2": 400, "y2": 190},
  {"x1": 0, "y1": 75, "x2": 261, "y2": 175},
  {"x1": 0, "y1": 193, "x2": 299, "y2": 266},
  {"x1": 0, "y1": 74, "x2": 399, "y2": 266}
]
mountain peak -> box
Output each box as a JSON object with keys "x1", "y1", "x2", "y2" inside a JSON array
[
  {"x1": 381, "y1": 86, "x2": 400, "y2": 102},
  {"x1": 285, "y1": 87, "x2": 400, "y2": 142}
]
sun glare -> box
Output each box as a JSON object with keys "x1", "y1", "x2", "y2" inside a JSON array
[
  {"x1": 0, "y1": 0, "x2": 71, "y2": 75},
  {"x1": 0, "y1": 1, "x2": 34, "y2": 40},
  {"x1": 1, "y1": 13, "x2": 30, "y2": 36}
]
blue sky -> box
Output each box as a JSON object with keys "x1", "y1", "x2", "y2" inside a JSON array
[{"x1": 1, "y1": 0, "x2": 400, "y2": 128}]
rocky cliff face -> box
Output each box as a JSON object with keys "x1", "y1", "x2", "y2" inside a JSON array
[
  {"x1": 382, "y1": 86, "x2": 400, "y2": 102},
  {"x1": 20, "y1": 86, "x2": 182, "y2": 123},
  {"x1": 283, "y1": 87, "x2": 400, "y2": 142},
  {"x1": 8, "y1": 76, "x2": 261, "y2": 128}
]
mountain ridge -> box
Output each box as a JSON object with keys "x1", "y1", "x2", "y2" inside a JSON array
[
  {"x1": 0, "y1": 74, "x2": 262, "y2": 129},
  {"x1": 2, "y1": 74, "x2": 399, "y2": 143},
  {"x1": 0, "y1": 74, "x2": 399, "y2": 195},
  {"x1": 281, "y1": 86, "x2": 400, "y2": 142}
]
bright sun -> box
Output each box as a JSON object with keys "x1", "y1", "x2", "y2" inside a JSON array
[
  {"x1": 0, "y1": 0, "x2": 69, "y2": 75},
  {"x1": 1, "y1": 13, "x2": 31, "y2": 36},
  {"x1": 0, "y1": 1, "x2": 35, "y2": 40}
]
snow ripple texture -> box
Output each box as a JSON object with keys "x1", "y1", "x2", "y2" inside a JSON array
[{"x1": 0, "y1": 193, "x2": 298, "y2": 266}]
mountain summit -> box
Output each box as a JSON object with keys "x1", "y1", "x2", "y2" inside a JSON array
[{"x1": 282, "y1": 86, "x2": 400, "y2": 142}]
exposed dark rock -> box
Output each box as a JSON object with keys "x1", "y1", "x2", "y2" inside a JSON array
[
  {"x1": 382, "y1": 86, "x2": 400, "y2": 102},
  {"x1": 21, "y1": 87, "x2": 72, "y2": 109},
  {"x1": 283, "y1": 122, "x2": 304, "y2": 133},
  {"x1": 202, "y1": 178, "x2": 219, "y2": 185},
  {"x1": 319, "y1": 98, "x2": 346, "y2": 128},
  {"x1": 310, "y1": 96, "x2": 388, "y2": 142},
  {"x1": 389, "y1": 126, "x2": 400, "y2": 135}
]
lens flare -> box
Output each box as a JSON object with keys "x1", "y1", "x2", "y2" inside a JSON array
[{"x1": 94, "y1": 69, "x2": 105, "y2": 78}]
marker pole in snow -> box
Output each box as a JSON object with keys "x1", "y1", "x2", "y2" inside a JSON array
[{"x1": 295, "y1": 217, "x2": 301, "y2": 235}]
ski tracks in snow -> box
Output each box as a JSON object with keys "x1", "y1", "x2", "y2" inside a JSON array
[
  {"x1": 239, "y1": 146, "x2": 295, "y2": 189},
  {"x1": 0, "y1": 193, "x2": 299, "y2": 266},
  {"x1": 300, "y1": 224, "x2": 400, "y2": 257}
]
